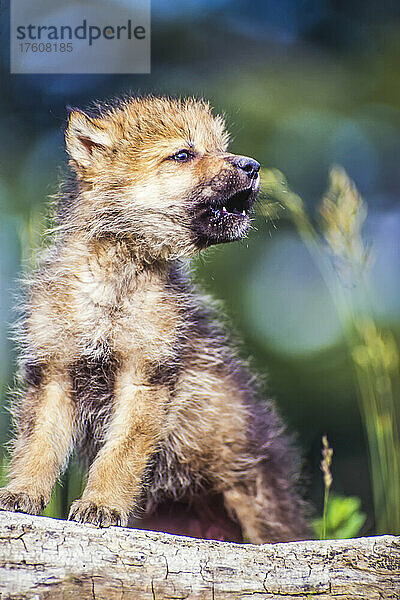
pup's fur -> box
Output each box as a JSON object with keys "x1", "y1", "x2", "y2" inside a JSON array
[{"x1": 0, "y1": 96, "x2": 308, "y2": 542}]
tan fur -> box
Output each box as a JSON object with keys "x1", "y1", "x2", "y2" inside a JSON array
[
  {"x1": 3, "y1": 375, "x2": 75, "y2": 514},
  {"x1": 70, "y1": 366, "x2": 168, "y2": 525},
  {"x1": 0, "y1": 95, "x2": 309, "y2": 542}
]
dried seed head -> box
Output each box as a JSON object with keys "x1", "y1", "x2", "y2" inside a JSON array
[
  {"x1": 319, "y1": 166, "x2": 368, "y2": 272},
  {"x1": 321, "y1": 435, "x2": 333, "y2": 490}
]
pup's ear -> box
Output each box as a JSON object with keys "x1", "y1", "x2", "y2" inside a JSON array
[{"x1": 65, "y1": 108, "x2": 113, "y2": 169}]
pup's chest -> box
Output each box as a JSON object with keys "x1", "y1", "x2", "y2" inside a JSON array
[
  {"x1": 116, "y1": 287, "x2": 180, "y2": 358},
  {"x1": 75, "y1": 275, "x2": 182, "y2": 363}
]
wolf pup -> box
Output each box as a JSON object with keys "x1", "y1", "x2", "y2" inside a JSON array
[{"x1": 0, "y1": 96, "x2": 308, "y2": 543}]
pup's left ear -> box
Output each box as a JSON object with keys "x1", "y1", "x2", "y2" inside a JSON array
[{"x1": 65, "y1": 108, "x2": 113, "y2": 170}]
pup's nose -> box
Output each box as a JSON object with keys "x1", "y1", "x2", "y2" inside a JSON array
[{"x1": 235, "y1": 156, "x2": 260, "y2": 179}]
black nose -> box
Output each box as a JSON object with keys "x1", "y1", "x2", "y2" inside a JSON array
[{"x1": 235, "y1": 156, "x2": 260, "y2": 179}]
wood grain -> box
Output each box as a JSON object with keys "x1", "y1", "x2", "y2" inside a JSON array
[{"x1": 0, "y1": 511, "x2": 399, "y2": 599}]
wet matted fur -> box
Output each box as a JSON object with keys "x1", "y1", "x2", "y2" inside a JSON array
[{"x1": 0, "y1": 95, "x2": 309, "y2": 542}]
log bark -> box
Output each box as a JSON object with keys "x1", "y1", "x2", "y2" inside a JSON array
[{"x1": 0, "y1": 511, "x2": 399, "y2": 600}]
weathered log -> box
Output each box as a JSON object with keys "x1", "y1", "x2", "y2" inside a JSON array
[{"x1": 0, "y1": 511, "x2": 399, "y2": 599}]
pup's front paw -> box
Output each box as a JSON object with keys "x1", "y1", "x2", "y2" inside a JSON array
[
  {"x1": 0, "y1": 487, "x2": 45, "y2": 515},
  {"x1": 68, "y1": 499, "x2": 127, "y2": 527}
]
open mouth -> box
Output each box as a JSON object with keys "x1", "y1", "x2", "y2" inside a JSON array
[
  {"x1": 209, "y1": 187, "x2": 253, "y2": 225},
  {"x1": 209, "y1": 186, "x2": 253, "y2": 223},
  {"x1": 191, "y1": 179, "x2": 260, "y2": 248}
]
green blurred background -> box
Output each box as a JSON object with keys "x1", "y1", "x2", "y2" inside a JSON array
[{"x1": 1, "y1": 0, "x2": 400, "y2": 534}]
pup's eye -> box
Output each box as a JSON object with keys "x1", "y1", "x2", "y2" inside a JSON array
[{"x1": 170, "y1": 149, "x2": 193, "y2": 162}]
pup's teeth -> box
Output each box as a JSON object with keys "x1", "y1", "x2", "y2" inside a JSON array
[{"x1": 242, "y1": 210, "x2": 246, "y2": 216}]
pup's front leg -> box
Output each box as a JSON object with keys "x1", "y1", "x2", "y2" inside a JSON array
[
  {"x1": 69, "y1": 365, "x2": 166, "y2": 527},
  {"x1": 0, "y1": 373, "x2": 75, "y2": 514}
]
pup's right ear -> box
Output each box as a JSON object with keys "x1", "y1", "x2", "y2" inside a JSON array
[{"x1": 65, "y1": 108, "x2": 113, "y2": 170}]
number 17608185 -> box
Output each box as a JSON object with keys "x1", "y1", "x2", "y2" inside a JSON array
[{"x1": 19, "y1": 42, "x2": 73, "y2": 52}]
